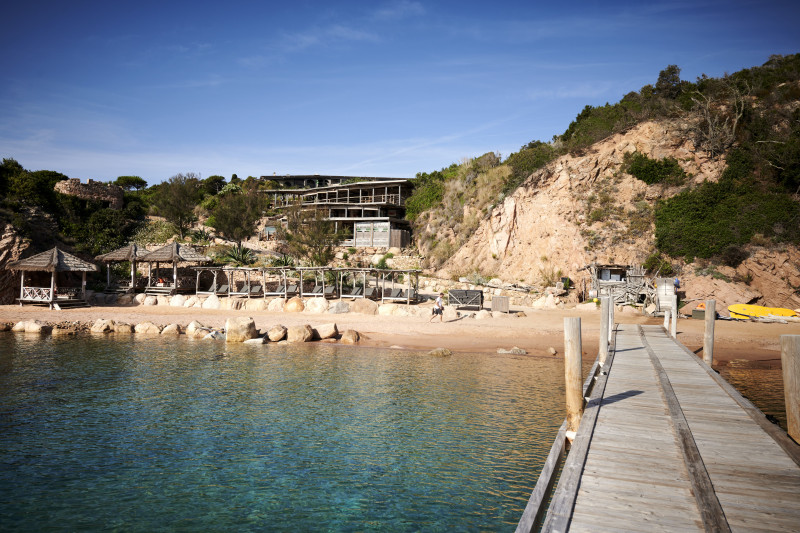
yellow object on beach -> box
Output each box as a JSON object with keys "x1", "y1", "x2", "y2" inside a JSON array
[{"x1": 728, "y1": 303, "x2": 798, "y2": 319}]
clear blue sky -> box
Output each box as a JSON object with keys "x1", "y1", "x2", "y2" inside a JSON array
[{"x1": 1, "y1": 1, "x2": 798, "y2": 185}]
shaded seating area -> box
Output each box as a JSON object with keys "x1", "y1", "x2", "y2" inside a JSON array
[
  {"x1": 140, "y1": 243, "x2": 211, "y2": 295},
  {"x1": 7, "y1": 247, "x2": 98, "y2": 310},
  {"x1": 95, "y1": 243, "x2": 149, "y2": 293},
  {"x1": 193, "y1": 266, "x2": 230, "y2": 296},
  {"x1": 224, "y1": 267, "x2": 264, "y2": 298}
]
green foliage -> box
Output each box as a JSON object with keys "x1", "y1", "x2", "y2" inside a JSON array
[
  {"x1": 208, "y1": 183, "x2": 264, "y2": 244},
  {"x1": 114, "y1": 176, "x2": 147, "y2": 191},
  {"x1": 642, "y1": 252, "x2": 674, "y2": 276},
  {"x1": 654, "y1": 180, "x2": 800, "y2": 259},
  {"x1": 132, "y1": 220, "x2": 178, "y2": 244},
  {"x1": 215, "y1": 243, "x2": 257, "y2": 266},
  {"x1": 268, "y1": 253, "x2": 295, "y2": 267},
  {"x1": 201, "y1": 175, "x2": 227, "y2": 196},
  {"x1": 624, "y1": 152, "x2": 686, "y2": 185},
  {"x1": 277, "y1": 205, "x2": 347, "y2": 266},
  {"x1": 405, "y1": 165, "x2": 458, "y2": 221},
  {"x1": 152, "y1": 173, "x2": 202, "y2": 239},
  {"x1": 503, "y1": 141, "x2": 556, "y2": 194},
  {"x1": 190, "y1": 229, "x2": 212, "y2": 244}
]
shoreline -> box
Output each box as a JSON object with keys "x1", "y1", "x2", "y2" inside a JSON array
[{"x1": 2, "y1": 303, "x2": 798, "y2": 366}]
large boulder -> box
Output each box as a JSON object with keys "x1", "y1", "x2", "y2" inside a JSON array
[
  {"x1": 286, "y1": 324, "x2": 314, "y2": 343},
  {"x1": 202, "y1": 294, "x2": 221, "y2": 309},
  {"x1": 244, "y1": 336, "x2": 267, "y2": 344},
  {"x1": 225, "y1": 317, "x2": 258, "y2": 343},
  {"x1": 169, "y1": 294, "x2": 186, "y2": 307},
  {"x1": 135, "y1": 322, "x2": 162, "y2": 335},
  {"x1": 339, "y1": 329, "x2": 360, "y2": 344},
  {"x1": 134, "y1": 293, "x2": 147, "y2": 305},
  {"x1": 267, "y1": 298, "x2": 286, "y2": 312},
  {"x1": 474, "y1": 309, "x2": 492, "y2": 320},
  {"x1": 429, "y1": 347, "x2": 452, "y2": 357},
  {"x1": 143, "y1": 295, "x2": 158, "y2": 306},
  {"x1": 327, "y1": 301, "x2": 350, "y2": 314},
  {"x1": 113, "y1": 323, "x2": 134, "y2": 333},
  {"x1": 156, "y1": 295, "x2": 170, "y2": 306},
  {"x1": 184, "y1": 295, "x2": 200, "y2": 308},
  {"x1": 161, "y1": 323, "x2": 182, "y2": 336},
  {"x1": 284, "y1": 297, "x2": 305, "y2": 313},
  {"x1": 225, "y1": 298, "x2": 244, "y2": 310},
  {"x1": 13, "y1": 320, "x2": 51, "y2": 334},
  {"x1": 117, "y1": 294, "x2": 135, "y2": 306},
  {"x1": 304, "y1": 297, "x2": 329, "y2": 313},
  {"x1": 351, "y1": 299, "x2": 378, "y2": 315},
  {"x1": 442, "y1": 306, "x2": 459, "y2": 321},
  {"x1": 90, "y1": 318, "x2": 116, "y2": 333},
  {"x1": 314, "y1": 323, "x2": 338, "y2": 340},
  {"x1": 267, "y1": 324, "x2": 287, "y2": 342},
  {"x1": 244, "y1": 299, "x2": 268, "y2": 311},
  {"x1": 378, "y1": 303, "x2": 397, "y2": 316}
]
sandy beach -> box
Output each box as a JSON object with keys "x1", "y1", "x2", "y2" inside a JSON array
[{"x1": 3, "y1": 302, "x2": 798, "y2": 367}]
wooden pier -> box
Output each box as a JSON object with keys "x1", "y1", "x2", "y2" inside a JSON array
[{"x1": 518, "y1": 323, "x2": 800, "y2": 532}]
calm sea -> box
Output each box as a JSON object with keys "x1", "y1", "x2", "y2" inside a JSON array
[{"x1": 0, "y1": 334, "x2": 572, "y2": 532}]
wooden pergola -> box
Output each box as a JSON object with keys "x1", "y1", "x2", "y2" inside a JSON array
[
  {"x1": 139, "y1": 243, "x2": 211, "y2": 295},
  {"x1": 94, "y1": 243, "x2": 149, "y2": 293},
  {"x1": 7, "y1": 247, "x2": 99, "y2": 309}
]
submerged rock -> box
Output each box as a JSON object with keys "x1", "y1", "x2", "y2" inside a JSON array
[
  {"x1": 428, "y1": 347, "x2": 452, "y2": 357},
  {"x1": 339, "y1": 330, "x2": 360, "y2": 344}
]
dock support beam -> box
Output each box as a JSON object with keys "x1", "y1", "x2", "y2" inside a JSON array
[
  {"x1": 781, "y1": 335, "x2": 800, "y2": 443},
  {"x1": 599, "y1": 297, "x2": 610, "y2": 365},
  {"x1": 670, "y1": 295, "x2": 678, "y2": 338},
  {"x1": 703, "y1": 300, "x2": 716, "y2": 366},
  {"x1": 564, "y1": 317, "x2": 583, "y2": 437}
]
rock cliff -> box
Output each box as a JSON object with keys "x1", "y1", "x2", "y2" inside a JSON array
[
  {"x1": 0, "y1": 223, "x2": 29, "y2": 304},
  {"x1": 436, "y1": 119, "x2": 800, "y2": 311}
]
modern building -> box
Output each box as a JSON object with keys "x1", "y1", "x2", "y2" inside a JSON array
[{"x1": 260, "y1": 174, "x2": 401, "y2": 189}]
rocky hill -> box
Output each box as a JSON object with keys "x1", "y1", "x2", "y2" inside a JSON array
[{"x1": 433, "y1": 118, "x2": 800, "y2": 312}]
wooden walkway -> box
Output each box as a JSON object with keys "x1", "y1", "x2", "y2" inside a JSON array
[{"x1": 524, "y1": 323, "x2": 800, "y2": 532}]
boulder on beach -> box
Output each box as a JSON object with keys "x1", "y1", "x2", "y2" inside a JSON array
[
  {"x1": 133, "y1": 293, "x2": 146, "y2": 305},
  {"x1": 284, "y1": 297, "x2": 305, "y2": 313},
  {"x1": 429, "y1": 347, "x2": 452, "y2": 357},
  {"x1": 156, "y1": 295, "x2": 170, "y2": 306},
  {"x1": 202, "y1": 294, "x2": 221, "y2": 310},
  {"x1": 117, "y1": 294, "x2": 135, "y2": 306},
  {"x1": 13, "y1": 320, "x2": 52, "y2": 334},
  {"x1": 328, "y1": 301, "x2": 350, "y2": 314},
  {"x1": 186, "y1": 321, "x2": 205, "y2": 336},
  {"x1": 170, "y1": 294, "x2": 186, "y2": 307},
  {"x1": 314, "y1": 323, "x2": 338, "y2": 340},
  {"x1": 305, "y1": 297, "x2": 329, "y2": 313},
  {"x1": 339, "y1": 329, "x2": 360, "y2": 344},
  {"x1": 351, "y1": 299, "x2": 378, "y2": 315},
  {"x1": 52, "y1": 327, "x2": 78, "y2": 336},
  {"x1": 161, "y1": 323, "x2": 182, "y2": 336},
  {"x1": 267, "y1": 324, "x2": 287, "y2": 342},
  {"x1": 225, "y1": 317, "x2": 258, "y2": 343},
  {"x1": 268, "y1": 298, "x2": 286, "y2": 312},
  {"x1": 244, "y1": 299, "x2": 268, "y2": 311},
  {"x1": 113, "y1": 323, "x2": 134, "y2": 334},
  {"x1": 184, "y1": 296, "x2": 200, "y2": 308},
  {"x1": 143, "y1": 296, "x2": 158, "y2": 306},
  {"x1": 474, "y1": 310, "x2": 492, "y2": 320},
  {"x1": 378, "y1": 303, "x2": 396, "y2": 316},
  {"x1": 442, "y1": 306, "x2": 459, "y2": 321},
  {"x1": 91, "y1": 318, "x2": 116, "y2": 333},
  {"x1": 497, "y1": 346, "x2": 527, "y2": 355},
  {"x1": 203, "y1": 330, "x2": 225, "y2": 340},
  {"x1": 244, "y1": 336, "x2": 267, "y2": 344},
  {"x1": 286, "y1": 324, "x2": 314, "y2": 343},
  {"x1": 135, "y1": 322, "x2": 162, "y2": 335}
]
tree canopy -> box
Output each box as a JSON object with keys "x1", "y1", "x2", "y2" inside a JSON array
[{"x1": 152, "y1": 173, "x2": 202, "y2": 239}]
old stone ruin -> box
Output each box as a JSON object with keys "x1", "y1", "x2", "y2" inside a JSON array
[{"x1": 54, "y1": 179, "x2": 124, "y2": 210}]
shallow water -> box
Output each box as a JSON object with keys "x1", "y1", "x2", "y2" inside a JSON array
[
  {"x1": 0, "y1": 335, "x2": 572, "y2": 531},
  {"x1": 717, "y1": 364, "x2": 787, "y2": 429}
]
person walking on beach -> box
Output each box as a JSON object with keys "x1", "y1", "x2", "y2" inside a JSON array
[{"x1": 430, "y1": 292, "x2": 445, "y2": 322}]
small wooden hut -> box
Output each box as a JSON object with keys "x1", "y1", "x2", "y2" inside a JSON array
[
  {"x1": 139, "y1": 243, "x2": 211, "y2": 295},
  {"x1": 7, "y1": 247, "x2": 98, "y2": 309},
  {"x1": 95, "y1": 243, "x2": 149, "y2": 293}
]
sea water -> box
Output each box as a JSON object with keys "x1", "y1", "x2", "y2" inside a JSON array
[{"x1": 0, "y1": 335, "x2": 571, "y2": 531}]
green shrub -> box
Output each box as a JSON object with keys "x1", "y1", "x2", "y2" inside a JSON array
[
  {"x1": 624, "y1": 152, "x2": 686, "y2": 185},
  {"x1": 643, "y1": 252, "x2": 674, "y2": 276}
]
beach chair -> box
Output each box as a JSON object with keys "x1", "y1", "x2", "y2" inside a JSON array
[
  {"x1": 311, "y1": 285, "x2": 324, "y2": 295},
  {"x1": 249, "y1": 285, "x2": 263, "y2": 297},
  {"x1": 285, "y1": 284, "x2": 299, "y2": 297},
  {"x1": 323, "y1": 285, "x2": 337, "y2": 298},
  {"x1": 343, "y1": 286, "x2": 362, "y2": 298},
  {"x1": 215, "y1": 284, "x2": 229, "y2": 295},
  {"x1": 364, "y1": 287, "x2": 379, "y2": 300}
]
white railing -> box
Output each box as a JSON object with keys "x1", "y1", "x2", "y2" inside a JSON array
[{"x1": 22, "y1": 287, "x2": 52, "y2": 301}]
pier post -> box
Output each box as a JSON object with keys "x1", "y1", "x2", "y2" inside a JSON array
[
  {"x1": 564, "y1": 317, "x2": 583, "y2": 437},
  {"x1": 703, "y1": 300, "x2": 716, "y2": 365},
  {"x1": 663, "y1": 308, "x2": 670, "y2": 330},
  {"x1": 781, "y1": 335, "x2": 800, "y2": 443},
  {"x1": 599, "y1": 297, "x2": 610, "y2": 365},
  {"x1": 670, "y1": 295, "x2": 678, "y2": 338},
  {"x1": 608, "y1": 298, "x2": 615, "y2": 343}
]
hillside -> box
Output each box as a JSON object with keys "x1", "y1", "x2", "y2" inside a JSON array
[{"x1": 410, "y1": 54, "x2": 800, "y2": 312}]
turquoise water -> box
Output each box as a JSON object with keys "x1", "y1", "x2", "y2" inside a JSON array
[{"x1": 0, "y1": 335, "x2": 568, "y2": 531}]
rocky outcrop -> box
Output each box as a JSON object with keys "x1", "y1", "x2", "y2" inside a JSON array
[
  {"x1": 286, "y1": 324, "x2": 314, "y2": 343},
  {"x1": 314, "y1": 323, "x2": 338, "y2": 340},
  {"x1": 267, "y1": 324, "x2": 288, "y2": 342},
  {"x1": 0, "y1": 223, "x2": 29, "y2": 304},
  {"x1": 351, "y1": 299, "x2": 378, "y2": 315},
  {"x1": 54, "y1": 178, "x2": 124, "y2": 209},
  {"x1": 284, "y1": 297, "x2": 305, "y2": 313},
  {"x1": 340, "y1": 330, "x2": 360, "y2": 344}
]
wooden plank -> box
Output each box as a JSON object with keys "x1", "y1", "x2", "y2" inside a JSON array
[{"x1": 515, "y1": 421, "x2": 567, "y2": 533}]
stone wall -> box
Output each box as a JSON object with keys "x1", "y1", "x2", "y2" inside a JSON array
[{"x1": 54, "y1": 179, "x2": 124, "y2": 209}]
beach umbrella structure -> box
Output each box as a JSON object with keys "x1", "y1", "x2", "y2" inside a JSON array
[
  {"x1": 7, "y1": 246, "x2": 99, "y2": 309},
  {"x1": 138, "y1": 243, "x2": 211, "y2": 295},
  {"x1": 94, "y1": 243, "x2": 149, "y2": 293}
]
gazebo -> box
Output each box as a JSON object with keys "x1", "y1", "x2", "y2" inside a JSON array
[
  {"x1": 95, "y1": 243, "x2": 149, "y2": 293},
  {"x1": 7, "y1": 247, "x2": 98, "y2": 309},
  {"x1": 139, "y1": 243, "x2": 211, "y2": 295}
]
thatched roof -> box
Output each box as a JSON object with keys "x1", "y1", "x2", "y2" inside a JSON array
[
  {"x1": 139, "y1": 243, "x2": 211, "y2": 263},
  {"x1": 7, "y1": 247, "x2": 99, "y2": 272},
  {"x1": 95, "y1": 243, "x2": 149, "y2": 262}
]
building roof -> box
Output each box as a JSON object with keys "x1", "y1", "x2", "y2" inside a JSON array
[
  {"x1": 95, "y1": 243, "x2": 149, "y2": 262},
  {"x1": 7, "y1": 247, "x2": 99, "y2": 272},
  {"x1": 139, "y1": 243, "x2": 211, "y2": 263}
]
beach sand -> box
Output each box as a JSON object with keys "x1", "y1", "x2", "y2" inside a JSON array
[{"x1": 2, "y1": 303, "x2": 798, "y2": 367}]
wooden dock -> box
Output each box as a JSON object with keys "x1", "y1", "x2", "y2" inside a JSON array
[{"x1": 518, "y1": 323, "x2": 800, "y2": 532}]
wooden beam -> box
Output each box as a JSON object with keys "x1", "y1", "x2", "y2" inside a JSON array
[
  {"x1": 781, "y1": 335, "x2": 800, "y2": 443},
  {"x1": 703, "y1": 300, "x2": 716, "y2": 365}
]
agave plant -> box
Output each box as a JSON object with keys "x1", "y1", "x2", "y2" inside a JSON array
[
  {"x1": 216, "y1": 243, "x2": 257, "y2": 266},
  {"x1": 268, "y1": 253, "x2": 295, "y2": 267}
]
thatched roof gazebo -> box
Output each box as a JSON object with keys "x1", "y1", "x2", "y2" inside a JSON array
[
  {"x1": 95, "y1": 243, "x2": 149, "y2": 293},
  {"x1": 7, "y1": 247, "x2": 98, "y2": 309},
  {"x1": 139, "y1": 243, "x2": 211, "y2": 295}
]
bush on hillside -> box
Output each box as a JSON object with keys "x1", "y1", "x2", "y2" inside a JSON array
[{"x1": 624, "y1": 152, "x2": 686, "y2": 186}]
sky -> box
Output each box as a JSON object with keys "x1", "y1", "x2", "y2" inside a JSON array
[{"x1": 1, "y1": 1, "x2": 798, "y2": 185}]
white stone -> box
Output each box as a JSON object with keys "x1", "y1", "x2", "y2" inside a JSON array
[
  {"x1": 202, "y1": 294, "x2": 221, "y2": 309},
  {"x1": 267, "y1": 325, "x2": 287, "y2": 342},
  {"x1": 143, "y1": 296, "x2": 158, "y2": 306},
  {"x1": 304, "y1": 297, "x2": 329, "y2": 313},
  {"x1": 135, "y1": 322, "x2": 162, "y2": 335},
  {"x1": 314, "y1": 323, "x2": 338, "y2": 339},
  {"x1": 161, "y1": 323, "x2": 181, "y2": 335},
  {"x1": 327, "y1": 301, "x2": 350, "y2": 314},
  {"x1": 244, "y1": 337, "x2": 267, "y2": 344},
  {"x1": 244, "y1": 298, "x2": 268, "y2": 311},
  {"x1": 169, "y1": 294, "x2": 186, "y2": 307},
  {"x1": 268, "y1": 298, "x2": 286, "y2": 312}
]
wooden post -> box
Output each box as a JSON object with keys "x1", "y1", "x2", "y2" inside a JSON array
[
  {"x1": 781, "y1": 335, "x2": 800, "y2": 443},
  {"x1": 564, "y1": 317, "x2": 583, "y2": 436},
  {"x1": 599, "y1": 297, "x2": 610, "y2": 365},
  {"x1": 703, "y1": 300, "x2": 716, "y2": 366},
  {"x1": 670, "y1": 295, "x2": 678, "y2": 338},
  {"x1": 608, "y1": 298, "x2": 615, "y2": 343},
  {"x1": 663, "y1": 308, "x2": 670, "y2": 329}
]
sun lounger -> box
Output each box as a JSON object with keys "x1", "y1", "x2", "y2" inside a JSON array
[
  {"x1": 311, "y1": 285, "x2": 324, "y2": 294},
  {"x1": 364, "y1": 287, "x2": 379, "y2": 300},
  {"x1": 343, "y1": 286, "x2": 362, "y2": 298},
  {"x1": 215, "y1": 284, "x2": 229, "y2": 295},
  {"x1": 249, "y1": 285, "x2": 263, "y2": 296},
  {"x1": 323, "y1": 285, "x2": 337, "y2": 298}
]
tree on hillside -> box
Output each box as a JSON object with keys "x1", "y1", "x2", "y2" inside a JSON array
[
  {"x1": 114, "y1": 175, "x2": 148, "y2": 191},
  {"x1": 655, "y1": 65, "x2": 683, "y2": 99},
  {"x1": 277, "y1": 204, "x2": 348, "y2": 265},
  {"x1": 153, "y1": 173, "x2": 202, "y2": 239},
  {"x1": 201, "y1": 175, "x2": 226, "y2": 196},
  {"x1": 208, "y1": 182, "x2": 265, "y2": 244}
]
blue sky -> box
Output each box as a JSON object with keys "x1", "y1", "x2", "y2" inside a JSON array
[{"x1": 1, "y1": 1, "x2": 798, "y2": 185}]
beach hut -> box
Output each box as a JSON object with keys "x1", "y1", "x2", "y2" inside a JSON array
[
  {"x1": 7, "y1": 246, "x2": 98, "y2": 309},
  {"x1": 139, "y1": 243, "x2": 211, "y2": 295},
  {"x1": 94, "y1": 243, "x2": 149, "y2": 293}
]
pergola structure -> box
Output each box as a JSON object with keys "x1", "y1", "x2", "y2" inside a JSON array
[
  {"x1": 7, "y1": 247, "x2": 98, "y2": 309},
  {"x1": 139, "y1": 243, "x2": 211, "y2": 295},
  {"x1": 95, "y1": 243, "x2": 149, "y2": 293}
]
